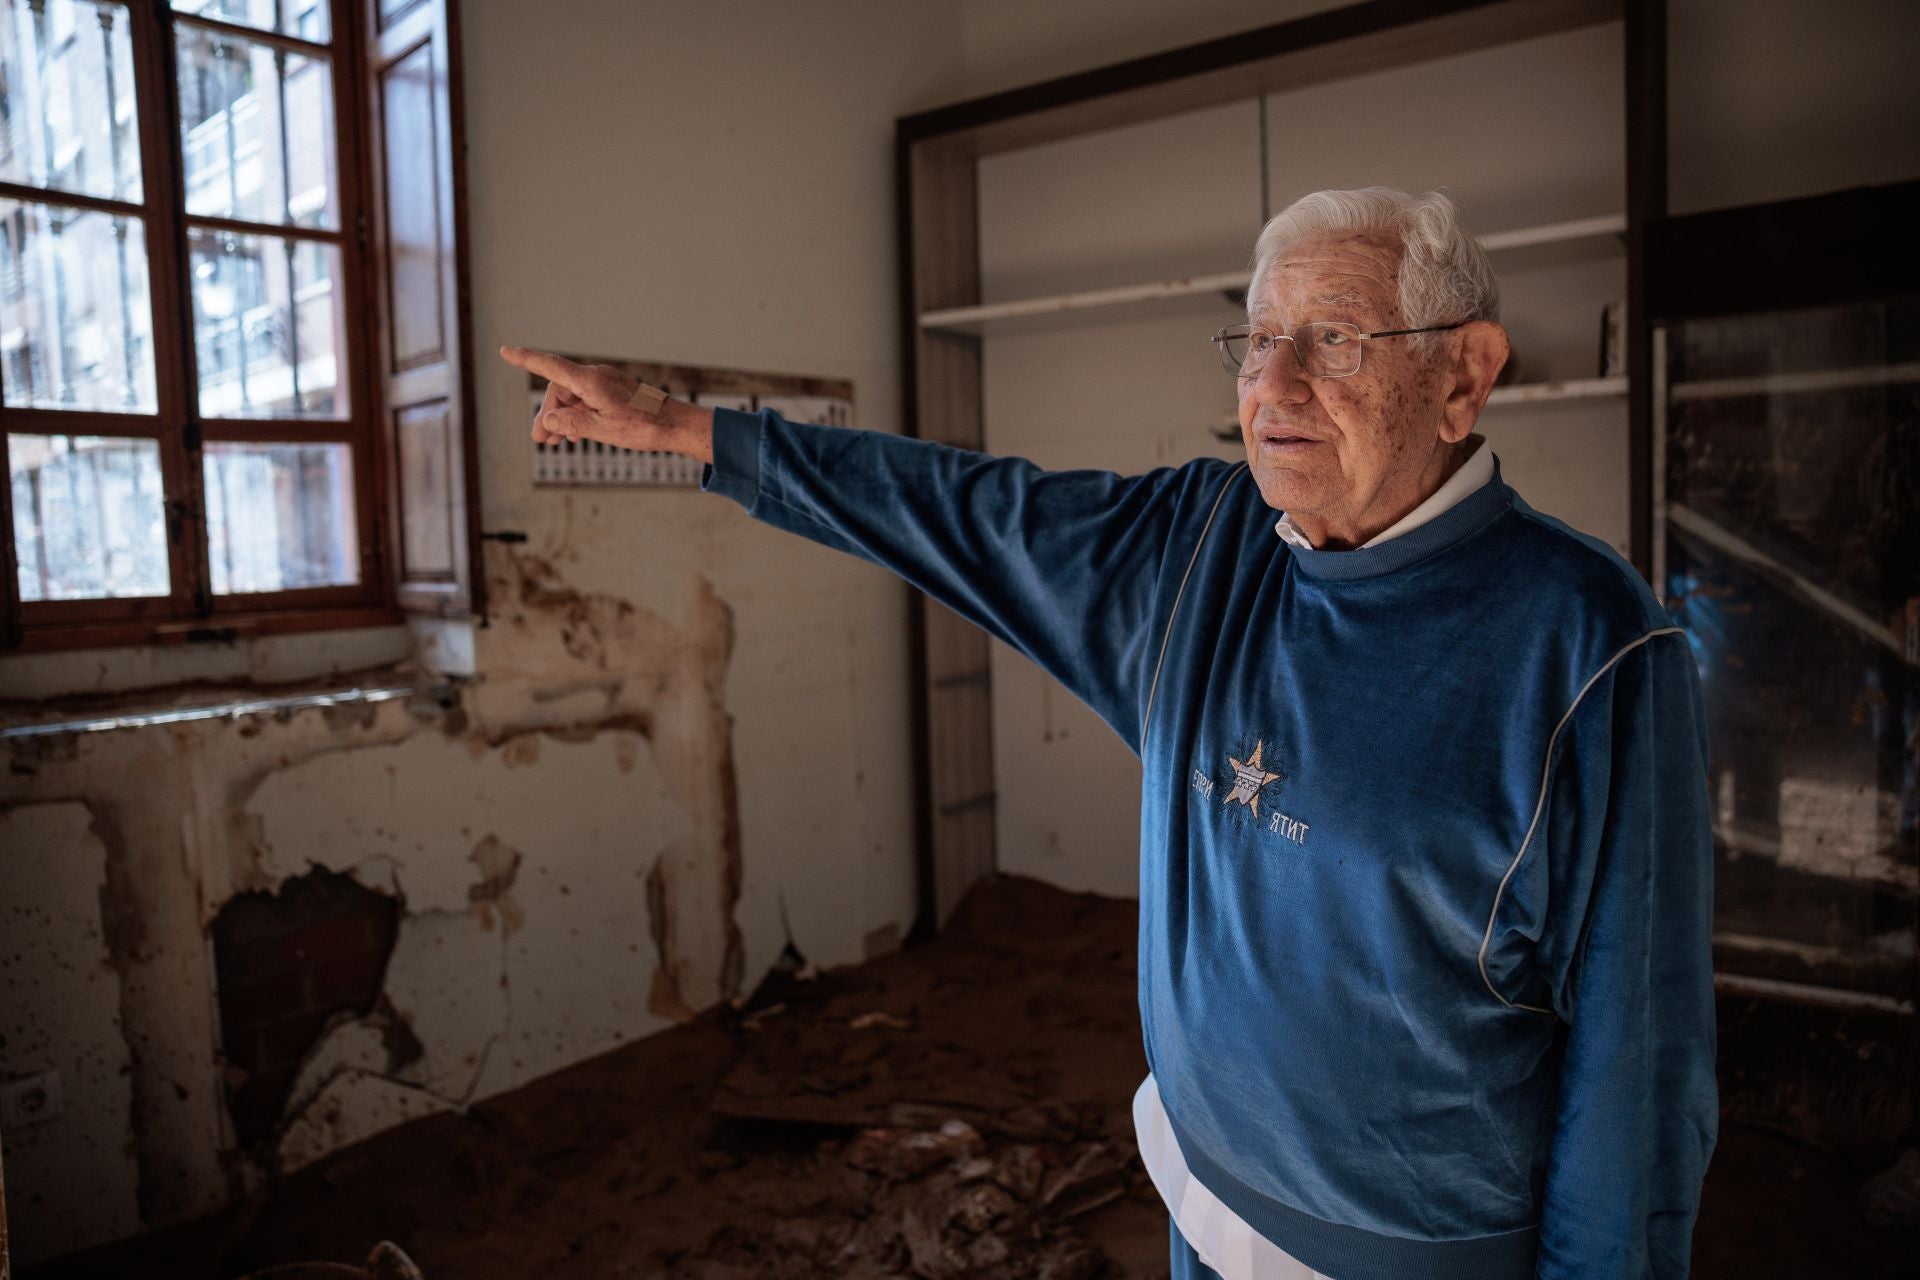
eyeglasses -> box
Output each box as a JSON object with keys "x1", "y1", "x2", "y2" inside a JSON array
[{"x1": 1210, "y1": 320, "x2": 1465, "y2": 379}]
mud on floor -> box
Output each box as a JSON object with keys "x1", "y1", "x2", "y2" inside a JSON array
[
  {"x1": 25, "y1": 874, "x2": 1920, "y2": 1280},
  {"x1": 35, "y1": 876, "x2": 1168, "y2": 1280}
]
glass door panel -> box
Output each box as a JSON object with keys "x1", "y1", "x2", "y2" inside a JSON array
[{"x1": 1659, "y1": 300, "x2": 1919, "y2": 1000}]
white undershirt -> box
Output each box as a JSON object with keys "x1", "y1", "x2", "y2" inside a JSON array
[
  {"x1": 1272, "y1": 436, "x2": 1493, "y2": 551},
  {"x1": 1136, "y1": 435, "x2": 1495, "y2": 1278}
]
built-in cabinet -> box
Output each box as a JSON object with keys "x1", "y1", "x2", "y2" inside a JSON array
[{"x1": 895, "y1": 0, "x2": 1662, "y2": 927}]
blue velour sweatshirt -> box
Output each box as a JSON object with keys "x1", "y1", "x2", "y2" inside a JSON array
[{"x1": 702, "y1": 406, "x2": 1719, "y2": 1280}]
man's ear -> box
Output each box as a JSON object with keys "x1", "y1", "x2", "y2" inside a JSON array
[{"x1": 1439, "y1": 321, "x2": 1509, "y2": 444}]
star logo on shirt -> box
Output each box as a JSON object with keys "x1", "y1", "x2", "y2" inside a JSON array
[{"x1": 1223, "y1": 739, "x2": 1282, "y2": 818}]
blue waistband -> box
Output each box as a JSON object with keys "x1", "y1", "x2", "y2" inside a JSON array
[{"x1": 1166, "y1": 1112, "x2": 1540, "y2": 1280}]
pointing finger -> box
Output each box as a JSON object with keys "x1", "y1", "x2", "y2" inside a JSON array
[{"x1": 500, "y1": 345, "x2": 589, "y2": 393}]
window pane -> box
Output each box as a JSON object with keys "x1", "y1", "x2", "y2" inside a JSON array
[
  {"x1": 0, "y1": 198, "x2": 158, "y2": 411},
  {"x1": 9, "y1": 434, "x2": 169, "y2": 601},
  {"x1": 189, "y1": 228, "x2": 345, "y2": 418},
  {"x1": 203, "y1": 441, "x2": 357, "y2": 593},
  {"x1": 176, "y1": 23, "x2": 338, "y2": 230},
  {"x1": 0, "y1": 0, "x2": 143, "y2": 202},
  {"x1": 171, "y1": 0, "x2": 331, "y2": 43}
]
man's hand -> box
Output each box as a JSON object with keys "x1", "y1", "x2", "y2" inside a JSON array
[{"x1": 499, "y1": 346, "x2": 715, "y2": 464}]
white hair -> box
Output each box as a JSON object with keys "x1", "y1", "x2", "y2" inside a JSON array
[{"x1": 1246, "y1": 187, "x2": 1500, "y2": 345}]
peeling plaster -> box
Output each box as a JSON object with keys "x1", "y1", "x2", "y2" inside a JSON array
[
  {"x1": 646, "y1": 849, "x2": 698, "y2": 1023},
  {"x1": 0, "y1": 544, "x2": 750, "y2": 1235},
  {"x1": 467, "y1": 835, "x2": 526, "y2": 935},
  {"x1": 267, "y1": 829, "x2": 528, "y2": 1164},
  {"x1": 467, "y1": 546, "x2": 746, "y2": 1015}
]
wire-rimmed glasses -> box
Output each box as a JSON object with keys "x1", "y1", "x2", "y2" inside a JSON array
[{"x1": 1210, "y1": 320, "x2": 1465, "y2": 378}]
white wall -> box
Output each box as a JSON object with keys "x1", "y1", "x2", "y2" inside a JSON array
[
  {"x1": 1668, "y1": 0, "x2": 1920, "y2": 214},
  {"x1": 958, "y1": 0, "x2": 1339, "y2": 99},
  {"x1": 959, "y1": 0, "x2": 1920, "y2": 196}
]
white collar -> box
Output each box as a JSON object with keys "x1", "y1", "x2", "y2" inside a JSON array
[{"x1": 1274, "y1": 435, "x2": 1494, "y2": 551}]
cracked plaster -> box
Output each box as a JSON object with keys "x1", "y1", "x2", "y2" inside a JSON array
[{"x1": 0, "y1": 546, "x2": 751, "y2": 1238}]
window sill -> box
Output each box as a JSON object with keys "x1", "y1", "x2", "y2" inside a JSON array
[
  {"x1": 9, "y1": 605, "x2": 407, "y2": 653},
  {"x1": 0, "y1": 668, "x2": 464, "y2": 741}
]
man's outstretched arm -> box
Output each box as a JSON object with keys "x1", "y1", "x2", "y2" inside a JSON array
[{"x1": 498, "y1": 346, "x2": 1221, "y2": 752}]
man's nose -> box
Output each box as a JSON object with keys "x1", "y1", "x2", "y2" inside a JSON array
[{"x1": 1251, "y1": 340, "x2": 1313, "y2": 403}]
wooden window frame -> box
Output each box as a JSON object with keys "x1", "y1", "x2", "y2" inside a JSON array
[{"x1": 0, "y1": 0, "x2": 476, "y2": 653}]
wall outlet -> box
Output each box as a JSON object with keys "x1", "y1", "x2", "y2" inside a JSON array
[{"x1": 2, "y1": 1069, "x2": 64, "y2": 1130}]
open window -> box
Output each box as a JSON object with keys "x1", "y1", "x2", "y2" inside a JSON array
[{"x1": 0, "y1": 0, "x2": 478, "y2": 651}]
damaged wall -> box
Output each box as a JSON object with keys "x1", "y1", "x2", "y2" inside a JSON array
[
  {"x1": 0, "y1": 0, "x2": 969, "y2": 1261},
  {"x1": 0, "y1": 543, "x2": 895, "y2": 1256},
  {"x1": 457, "y1": 0, "x2": 968, "y2": 1032}
]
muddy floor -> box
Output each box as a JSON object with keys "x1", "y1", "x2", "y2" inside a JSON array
[{"x1": 27, "y1": 874, "x2": 1920, "y2": 1279}]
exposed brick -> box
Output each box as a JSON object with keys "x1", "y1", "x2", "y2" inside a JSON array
[
  {"x1": 228, "y1": 911, "x2": 375, "y2": 971},
  {"x1": 217, "y1": 933, "x2": 291, "y2": 974},
  {"x1": 276, "y1": 912, "x2": 378, "y2": 966},
  {"x1": 255, "y1": 1008, "x2": 333, "y2": 1070},
  {"x1": 228, "y1": 1064, "x2": 297, "y2": 1143},
  {"x1": 212, "y1": 869, "x2": 402, "y2": 1149},
  {"x1": 310, "y1": 948, "x2": 391, "y2": 1007},
  {"x1": 216, "y1": 965, "x2": 310, "y2": 1027}
]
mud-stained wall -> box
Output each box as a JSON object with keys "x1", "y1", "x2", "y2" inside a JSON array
[
  {"x1": 0, "y1": 542, "x2": 918, "y2": 1249},
  {"x1": 0, "y1": 2, "x2": 963, "y2": 1260},
  {"x1": 1, "y1": 529, "x2": 918, "y2": 1266},
  {"x1": 0, "y1": 549, "x2": 760, "y2": 1237}
]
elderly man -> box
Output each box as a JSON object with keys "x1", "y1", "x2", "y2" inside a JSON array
[{"x1": 502, "y1": 186, "x2": 1718, "y2": 1279}]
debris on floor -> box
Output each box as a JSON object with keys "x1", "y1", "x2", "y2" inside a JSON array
[
  {"x1": 24, "y1": 874, "x2": 1920, "y2": 1280},
  {"x1": 1861, "y1": 1148, "x2": 1920, "y2": 1230},
  {"x1": 33, "y1": 875, "x2": 1166, "y2": 1280},
  {"x1": 666, "y1": 1113, "x2": 1124, "y2": 1280}
]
